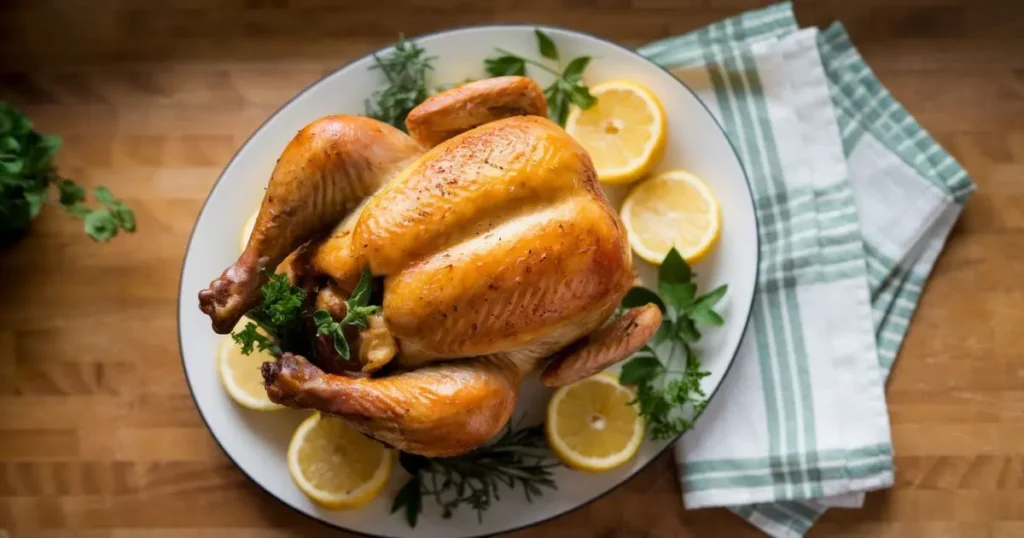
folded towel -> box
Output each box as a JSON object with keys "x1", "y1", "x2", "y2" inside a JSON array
[{"x1": 638, "y1": 3, "x2": 974, "y2": 536}]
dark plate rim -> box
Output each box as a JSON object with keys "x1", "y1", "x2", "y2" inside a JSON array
[{"x1": 176, "y1": 22, "x2": 759, "y2": 538}]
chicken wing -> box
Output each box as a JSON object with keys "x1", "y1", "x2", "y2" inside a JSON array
[{"x1": 199, "y1": 116, "x2": 421, "y2": 334}]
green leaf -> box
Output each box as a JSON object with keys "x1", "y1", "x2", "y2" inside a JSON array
[
  {"x1": 568, "y1": 84, "x2": 596, "y2": 109},
  {"x1": 313, "y1": 309, "x2": 350, "y2": 360},
  {"x1": 23, "y1": 186, "x2": 46, "y2": 218},
  {"x1": 534, "y1": 29, "x2": 558, "y2": 60},
  {"x1": 93, "y1": 185, "x2": 116, "y2": 206},
  {"x1": 562, "y1": 56, "x2": 591, "y2": 80},
  {"x1": 690, "y1": 307, "x2": 724, "y2": 326},
  {"x1": 658, "y1": 247, "x2": 692, "y2": 288},
  {"x1": 484, "y1": 55, "x2": 526, "y2": 77},
  {"x1": 651, "y1": 318, "x2": 672, "y2": 346},
  {"x1": 83, "y1": 208, "x2": 119, "y2": 242},
  {"x1": 659, "y1": 281, "x2": 696, "y2": 316},
  {"x1": 689, "y1": 284, "x2": 728, "y2": 313},
  {"x1": 0, "y1": 136, "x2": 19, "y2": 154},
  {"x1": 231, "y1": 322, "x2": 272, "y2": 355},
  {"x1": 57, "y1": 179, "x2": 86, "y2": 207},
  {"x1": 63, "y1": 203, "x2": 92, "y2": 218},
  {"x1": 0, "y1": 157, "x2": 23, "y2": 175},
  {"x1": 391, "y1": 476, "x2": 422, "y2": 527},
  {"x1": 619, "y1": 356, "x2": 663, "y2": 385},
  {"x1": 620, "y1": 286, "x2": 666, "y2": 313},
  {"x1": 113, "y1": 204, "x2": 136, "y2": 232},
  {"x1": 675, "y1": 316, "x2": 701, "y2": 343},
  {"x1": 349, "y1": 267, "x2": 374, "y2": 308}
]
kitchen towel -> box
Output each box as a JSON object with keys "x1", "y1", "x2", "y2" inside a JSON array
[{"x1": 638, "y1": 3, "x2": 974, "y2": 537}]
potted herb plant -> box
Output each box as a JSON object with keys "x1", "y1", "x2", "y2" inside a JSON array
[{"x1": 0, "y1": 102, "x2": 134, "y2": 244}]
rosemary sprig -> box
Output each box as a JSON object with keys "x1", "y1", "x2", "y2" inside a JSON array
[
  {"x1": 391, "y1": 422, "x2": 560, "y2": 527},
  {"x1": 365, "y1": 36, "x2": 435, "y2": 130}
]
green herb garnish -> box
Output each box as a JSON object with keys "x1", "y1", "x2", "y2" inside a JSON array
[
  {"x1": 619, "y1": 247, "x2": 727, "y2": 440},
  {"x1": 312, "y1": 267, "x2": 382, "y2": 360},
  {"x1": 366, "y1": 37, "x2": 435, "y2": 130},
  {"x1": 0, "y1": 102, "x2": 134, "y2": 241},
  {"x1": 391, "y1": 422, "x2": 559, "y2": 527},
  {"x1": 483, "y1": 29, "x2": 597, "y2": 126},
  {"x1": 231, "y1": 271, "x2": 308, "y2": 357}
]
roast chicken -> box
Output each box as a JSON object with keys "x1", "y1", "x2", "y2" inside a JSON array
[{"x1": 199, "y1": 76, "x2": 662, "y2": 456}]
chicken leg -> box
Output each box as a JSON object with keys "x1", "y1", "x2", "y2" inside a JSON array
[
  {"x1": 263, "y1": 353, "x2": 524, "y2": 457},
  {"x1": 198, "y1": 116, "x2": 422, "y2": 334}
]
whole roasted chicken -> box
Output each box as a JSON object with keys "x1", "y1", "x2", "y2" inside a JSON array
[{"x1": 199, "y1": 77, "x2": 661, "y2": 456}]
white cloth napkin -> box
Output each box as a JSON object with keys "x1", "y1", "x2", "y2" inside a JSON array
[{"x1": 638, "y1": 3, "x2": 974, "y2": 536}]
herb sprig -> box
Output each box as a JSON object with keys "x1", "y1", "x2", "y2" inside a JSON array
[
  {"x1": 231, "y1": 271, "x2": 308, "y2": 356},
  {"x1": 1, "y1": 102, "x2": 134, "y2": 241},
  {"x1": 391, "y1": 423, "x2": 559, "y2": 527},
  {"x1": 619, "y1": 247, "x2": 727, "y2": 440},
  {"x1": 484, "y1": 29, "x2": 597, "y2": 126},
  {"x1": 312, "y1": 267, "x2": 382, "y2": 360},
  {"x1": 366, "y1": 37, "x2": 435, "y2": 130}
]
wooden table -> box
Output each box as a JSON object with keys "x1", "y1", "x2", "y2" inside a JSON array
[{"x1": 1, "y1": 0, "x2": 1022, "y2": 536}]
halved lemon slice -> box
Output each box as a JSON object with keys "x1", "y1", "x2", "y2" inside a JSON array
[
  {"x1": 621, "y1": 169, "x2": 721, "y2": 265},
  {"x1": 287, "y1": 413, "x2": 393, "y2": 509},
  {"x1": 240, "y1": 208, "x2": 258, "y2": 252},
  {"x1": 565, "y1": 80, "x2": 667, "y2": 184},
  {"x1": 545, "y1": 372, "x2": 644, "y2": 472},
  {"x1": 218, "y1": 323, "x2": 283, "y2": 411}
]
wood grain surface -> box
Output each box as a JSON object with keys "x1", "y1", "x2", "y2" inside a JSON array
[{"x1": 1, "y1": 0, "x2": 1022, "y2": 536}]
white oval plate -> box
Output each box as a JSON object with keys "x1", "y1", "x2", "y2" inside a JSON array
[{"x1": 178, "y1": 25, "x2": 757, "y2": 538}]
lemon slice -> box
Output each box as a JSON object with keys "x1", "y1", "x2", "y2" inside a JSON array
[
  {"x1": 621, "y1": 169, "x2": 721, "y2": 265},
  {"x1": 545, "y1": 372, "x2": 644, "y2": 472},
  {"x1": 287, "y1": 413, "x2": 393, "y2": 509},
  {"x1": 218, "y1": 323, "x2": 283, "y2": 411},
  {"x1": 240, "y1": 208, "x2": 258, "y2": 252},
  {"x1": 565, "y1": 80, "x2": 667, "y2": 184}
]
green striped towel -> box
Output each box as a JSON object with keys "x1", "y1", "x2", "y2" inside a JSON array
[{"x1": 638, "y1": 3, "x2": 973, "y2": 537}]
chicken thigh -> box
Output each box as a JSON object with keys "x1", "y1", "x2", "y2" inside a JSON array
[{"x1": 200, "y1": 77, "x2": 661, "y2": 456}]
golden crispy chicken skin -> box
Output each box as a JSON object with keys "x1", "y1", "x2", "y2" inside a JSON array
[
  {"x1": 405, "y1": 76, "x2": 547, "y2": 147},
  {"x1": 201, "y1": 76, "x2": 661, "y2": 456}
]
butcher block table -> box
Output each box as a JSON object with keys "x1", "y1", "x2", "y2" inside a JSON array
[{"x1": 1, "y1": 0, "x2": 1022, "y2": 536}]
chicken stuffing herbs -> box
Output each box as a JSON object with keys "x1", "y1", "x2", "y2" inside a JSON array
[
  {"x1": 232, "y1": 268, "x2": 381, "y2": 363},
  {"x1": 313, "y1": 268, "x2": 381, "y2": 360},
  {"x1": 484, "y1": 29, "x2": 597, "y2": 126},
  {"x1": 366, "y1": 37, "x2": 435, "y2": 130},
  {"x1": 619, "y1": 248, "x2": 727, "y2": 440},
  {"x1": 0, "y1": 102, "x2": 134, "y2": 241},
  {"x1": 391, "y1": 423, "x2": 559, "y2": 527},
  {"x1": 231, "y1": 272, "x2": 307, "y2": 357}
]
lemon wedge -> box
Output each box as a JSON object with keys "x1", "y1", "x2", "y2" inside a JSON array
[
  {"x1": 621, "y1": 169, "x2": 721, "y2": 265},
  {"x1": 565, "y1": 80, "x2": 667, "y2": 184},
  {"x1": 240, "y1": 208, "x2": 258, "y2": 252},
  {"x1": 287, "y1": 413, "x2": 393, "y2": 509},
  {"x1": 545, "y1": 372, "x2": 644, "y2": 472},
  {"x1": 218, "y1": 323, "x2": 283, "y2": 411}
]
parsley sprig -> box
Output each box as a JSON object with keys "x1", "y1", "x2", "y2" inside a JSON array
[
  {"x1": 619, "y1": 247, "x2": 727, "y2": 440},
  {"x1": 1, "y1": 102, "x2": 134, "y2": 241},
  {"x1": 312, "y1": 267, "x2": 382, "y2": 360},
  {"x1": 231, "y1": 271, "x2": 308, "y2": 356},
  {"x1": 391, "y1": 422, "x2": 559, "y2": 527},
  {"x1": 366, "y1": 37, "x2": 435, "y2": 130},
  {"x1": 484, "y1": 29, "x2": 597, "y2": 126}
]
